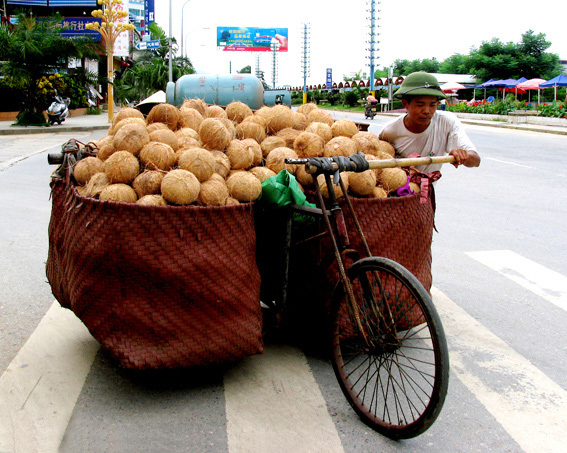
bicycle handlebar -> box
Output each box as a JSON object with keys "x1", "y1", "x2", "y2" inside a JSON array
[{"x1": 285, "y1": 155, "x2": 455, "y2": 174}]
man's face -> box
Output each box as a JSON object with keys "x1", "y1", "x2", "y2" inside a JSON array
[{"x1": 402, "y1": 95, "x2": 438, "y2": 128}]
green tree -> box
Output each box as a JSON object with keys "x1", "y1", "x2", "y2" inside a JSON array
[
  {"x1": 115, "y1": 22, "x2": 194, "y2": 104},
  {"x1": 468, "y1": 30, "x2": 561, "y2": 80},
  {"x1": 439, "y1": 54, "x2": 472, "y2": 74},
  {"x1": 0, "y1": 13, "x2": 98, "y2": 124},
  {"x1": 238, "y1": 65, "x2": 252, "y2": 73}
]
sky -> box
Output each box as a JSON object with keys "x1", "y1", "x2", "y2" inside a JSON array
[{"x1": 154, "y1": 0, "x2": 567, "y2": 87}]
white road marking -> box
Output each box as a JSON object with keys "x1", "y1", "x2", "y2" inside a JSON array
[
  {"x1": 224, "y1": 344, "x2": 344, "y2": 453},
  {"x1": 433, "y1": 287, "x2": 567, "y2": 453},
  {"x1": 466, "y1": 250, "x2": 567, "y2": 312},
  {"x1": 0, "y1": 133, "x2": 90, "y2": 171},
  {"x1": 484, "y1": 157, "x2": 534, "y2": 169},
  {"x1": 0, "y1": 302, "x2": 99, "y2": 452}
]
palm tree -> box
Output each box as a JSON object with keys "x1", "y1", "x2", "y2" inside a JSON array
[
  {"x1": 114, "y1": 21, "x2": 194, "y2": 105},
  {"x1": 0, "y1": 13, "x2": 99, "y2": 124}
]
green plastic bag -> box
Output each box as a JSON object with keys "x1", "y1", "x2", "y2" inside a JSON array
[{"x1": 260, "y1": 170, "x2": 316, "y2": 224}]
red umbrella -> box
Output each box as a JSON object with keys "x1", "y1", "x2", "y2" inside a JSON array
[
  {"x1": 516, "y1": 78, "x2": 546, "y2": 90},
  {"x1": 440, "y1": 82, "x2": 467, "y2": 93},
  {"x1": 516, "y1": 78, "x2": 547, "y2": 103}
]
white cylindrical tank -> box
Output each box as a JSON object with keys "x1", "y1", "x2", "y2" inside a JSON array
[{"x1": 166, "y1": 74, "x2": 264, "y2": 109}]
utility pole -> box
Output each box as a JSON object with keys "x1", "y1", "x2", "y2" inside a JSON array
[
  {"x1": 367, "y1": 0, "x2": 380, "y2": 96},
  {"x1": 271, "y1": 39, "x2": 279, "y2": 89},
  {"x1": 300, "y1": 23, "x2": 311, "y2": 104}
]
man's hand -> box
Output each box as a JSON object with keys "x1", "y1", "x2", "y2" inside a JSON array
[{"x1": 449, "y1": 149, "x2": 481, "y2": 168}]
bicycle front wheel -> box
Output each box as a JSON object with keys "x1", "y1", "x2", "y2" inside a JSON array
[{"x1": 330, "y1": 257, "x2": 449, "y2": 439}]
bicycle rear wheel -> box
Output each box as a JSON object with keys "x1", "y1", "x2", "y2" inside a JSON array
[{"x1": 330, "y1": 257, "x2": 449, "y2": 439}]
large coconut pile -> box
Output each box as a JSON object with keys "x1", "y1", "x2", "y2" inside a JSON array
[{"x1": 73, "y1": 101, "x2": 405, "y2": 206}]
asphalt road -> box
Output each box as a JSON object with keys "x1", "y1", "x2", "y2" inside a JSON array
[{"x1": 1, "y1": 121, "x2": 566, "y2": 452}]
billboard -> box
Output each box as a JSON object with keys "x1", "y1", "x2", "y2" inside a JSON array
[
  {"x1": 217, "y1": 27, "x2": 288, "y2": 52},
  {"x1": 60, "y1": 17, "x2": 102, "y2": 42}
]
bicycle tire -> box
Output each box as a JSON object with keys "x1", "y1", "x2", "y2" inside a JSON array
[{"x1": 330, "y1": 256, "x2": 449, "y2": 439}]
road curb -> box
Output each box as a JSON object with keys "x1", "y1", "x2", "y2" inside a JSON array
[{"x1": 0, "y1": 125, "x2": 109, "y2": 136}]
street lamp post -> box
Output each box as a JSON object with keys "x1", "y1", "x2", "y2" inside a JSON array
[
  {"x1": 180, "y1": 0, "x2": 191, "y2": 59},
  {"x1": 86, "y1": 0, "x2": 135, "y2": 123}
]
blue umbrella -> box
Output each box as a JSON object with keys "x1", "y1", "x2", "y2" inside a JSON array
[{"x1": 540, "y1": 74, "x2": 567, "y2": 101}]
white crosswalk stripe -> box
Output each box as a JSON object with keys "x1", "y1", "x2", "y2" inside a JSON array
[
  {"x1": 467, "y1": 250, "x2": 567, "y2": 312},
  {"x1": 433, "y1": 287, "x2": 567, "y2": 453}
]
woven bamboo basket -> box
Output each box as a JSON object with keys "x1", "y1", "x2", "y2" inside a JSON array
[{"x1": 46, "y1": 174, "x2": 263, "y2": 370}]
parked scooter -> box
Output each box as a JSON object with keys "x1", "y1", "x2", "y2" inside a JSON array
[{"x1": 47, "y1": 95, "x2": 70, "y2": 125}]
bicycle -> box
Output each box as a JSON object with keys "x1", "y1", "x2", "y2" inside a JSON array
[{"x1": 261, "y1": 153, "x2": 454, "y2": 439}]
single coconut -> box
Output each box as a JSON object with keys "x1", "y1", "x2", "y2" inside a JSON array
[
  {"x1": 295, "y1": 165, "x2": 314, "y2": 188},
  {"x1": 149, "y1": 128, "x2": 179, "y2": 151},
  {"x1": 352, "y1": 131, "x2": 381, "y2": 155},
  {"x1": 317, "y1": 173, "x2": 349, "y2": 198},
  {"x1": 199, "y1": 118, "x2": 232, "y2": 151},
  {"x1": 139, "y1": 142, "x2": 176, "y2": 171},
  {"x1": 210, "y1": 150, "x2": 231, "y2": 178},
  {"x1": 181, "y1": 98, "x2": 207, "y2": 116},
  {"x1": 97, "y1": 143, "x2": 116, "y2": 161},
  {"x1": 84, "y1": 172, "x2": 110, "y2": 198},
  {"x1": 331, "y1": 119, "x2": 359, "y2": 138},
  {"x1": 177, "y1": 107, "x2": 203, "y2": 132},
  {"x1": 293, "y1": 112, "x2": 309, "y2": 131},
  {"x1": 208, "y1": 173, "x2": 225, "y2": 184},
  {"x1": 296, "y1": 102, "x2": 318, "y2": 116},
  {"x1": 161, "y1": 169, "x2": 200, "y2": 205},
  {"x1": 265, "y1": 147, "x2": 299, "y2": 175},
  {"x1": 74, "y1": 156, "x2": 104, "y2": 185},
  {"x1": 370, "y1": 186, "x2": 388, "y2": 198},
  {"x1": 137, "y1": 194, "x2": 168, "y2": 206},
  {"x1": 146, "y1": 103, "x2": 179, "y2": 130},
  {"x1": 242, "y1": 115, "x2": 267, "y2": 132},
  {"x1": 226, "y1": 101, "x2": 253, "y2": 123},
  {"x1": 254, "y1": 106, "x2": 273, "y2": 120},
  {"x1": 96, "y1": 135, "x2": 113, "y2": 149},
  {"x1": 307, "y1": 109, "x2": 334, "y2": 126},
  {"x1": 250, "y1": 166, "x2": 276, "y2": 182},
  {"x1": 379, "y1": 168, "x2": 408, "y2": 192},
  {"x1": 99, "y1": 183, "x2": 138, "y2": 203},
  {"x1": 112, "y1": 122, "x2": 150, "y2": 156},
  {"x1": 109, "y1": 117, "x2": 146, "y2": 135},
  {"x1": 266, "y1": 105, "x2": 296, "y2": 134},
  {"x1": 225, "y1": 197, "x2": 240, "y2": 205},
  {"x1": 146, "y1": 122, "x2": 170, "y2": 134},
  {"x1": 235, "y1": 121, "x2": 266, "y2": 143},
  {"x1": 409, "y1": 182, "x2": 421, "y2": 194},
  {"x1": 348, "y1": 170, "x2": 377, "y2": 196},
  {"x1": 305, "y1": 122, "x2": 333, "y2": 143},
  {"x1": 225, "y1": 139, "x2": 255, "y2": 170},
  {"x1": 226, "y1": 171, "x2": 262, "y2": 202},
  {"x1": 205, "y1": 104, "x2": 228, "y2": 119},
  {"x1": 219, "y1": 118, "x2": 237, "y2": 139},
  {"x1": 177, "y1": 147, "x2": 216, "y2": 182},
  {"x1": 377, "y1": 140, "x2": 396, "y2": 157},
  {"x1": 323, "y1": 136, "x2": 358, "y2": 157},
  {"x1": 103, "y1": 150, "x2": 140, "y2": 184},
  {"x1": 198, "y1": 178, "x2": 229, "y2": 206},
  {"x1": 293, "y1": 131, "x2": 324, "y2": 158},
  {"x1": 111, "y1": 107, "x2": 144, "y2": 128},
  {"x1": 175, "y1": 127, "x2": 201, "y2": 148},
  {"x1": 260, "y1": 136, "x2": 286, "y2": 157},
  {"x1": 276, "y1": 127, "x2": 301, "y2": 148},
  {"x1": 132, "y1": 170, "x2": 165, "y2": 197},
  {"x1": 241, "y1": 138, "x2": 263, "y2": 166}
]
